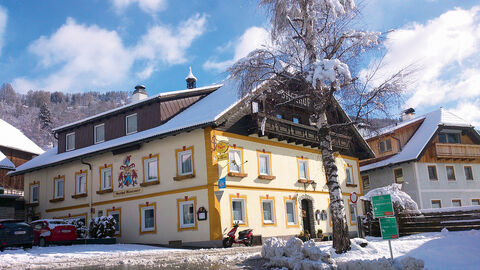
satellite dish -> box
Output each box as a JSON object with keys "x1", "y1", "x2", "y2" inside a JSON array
[{"x1": 233, "y1": 152, "x2": 242, "y2": 166}]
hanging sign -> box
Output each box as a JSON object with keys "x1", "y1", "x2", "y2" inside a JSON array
[
  {"x1": 218, "y1": 177, "x2": 226, "y2": 189},
  {"x1": 350, "y1": 192, "x2": 358, "y2": 204},
  {"x1": 118, "y1": 155, "x2": 138, "y2": 188},
  {"x1": 379, "y1": 216, "x2": 399, "y2": 240},
  {"x1": 216, "y1": 140, "x2": 229, "y2": 161},
  {"x1": 371, "y1": 194, "x2": 394, "y2": 218}
]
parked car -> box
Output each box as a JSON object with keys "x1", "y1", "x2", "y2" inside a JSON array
[
  {"x1": 0, "y1": 219, "x2": 34, "y2": 251},
  {"x1": 31, "y1": 219, "x2": 77, "y2": 246}
]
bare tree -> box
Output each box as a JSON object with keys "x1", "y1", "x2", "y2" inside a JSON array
[{"x1": 229, "y1": 0, "x2": 410, "y2": 253}]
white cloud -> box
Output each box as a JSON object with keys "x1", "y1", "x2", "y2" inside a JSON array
[
  {"x1": 111, "y1": 0, "x2": 167, "y2": 14},
  {"x1": 0, "y1": 6, "x2": 7, "y2": 56},
  {"x1": 203, "y1": 26, "x2": 270, "y2": 72},
  {"x1": 450, "y1": 99, "x2": 480, "y2": 127}
]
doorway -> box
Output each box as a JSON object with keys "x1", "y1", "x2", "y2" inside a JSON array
[{"x1": 301, "y1": 199, "x2": 315, "y2": 237}]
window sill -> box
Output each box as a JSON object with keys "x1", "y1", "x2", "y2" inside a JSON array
[
  {"x1": 228, "y1": 172, "x2": 248, "y2": 178},
  {"x1": 72, "y1": 193, "x2": 88, "y2": 199},
  {"x1": 297, "y1": 179, "x2": 314, "y2": 184},
  {"x1": 346, "y1": 184, "x2": 357, "y2": 187},
  {"x1": 258, "y1": 175, "x2": 276, "y2": 180},
  {"x1": 49, "y1": 198, "x2": 64, "y2": 203},
  {"x1": 140, "y1": 230, "x2": 156, "y2": 234},
  {"x1": 140, "y1": 180, "x2": 160, "y2": 187},
  {"x1": 173, "y1": 174, "x2": 195, "y2": 181},
  {"x1": 26, "y1": 202, "x2": 39, "y2": 207},
  {"x1": 96, "y1": 188, "x2": 113, "y2": 194}
]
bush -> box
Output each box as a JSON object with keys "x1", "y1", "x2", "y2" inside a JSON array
[
  {"x1": 298, "y1": 230, "x2": 310, "y2": 242},
  {"x1": 65, "y1": 218, "x2": 88, "y2": 239},
  {"x1": 88, "y1": 215, "x2": 116, "y2": 238}
]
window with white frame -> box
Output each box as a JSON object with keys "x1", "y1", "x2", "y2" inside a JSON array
[
  {"x1": 141, "y1": 205, "x2": 155, "y2": 232},
  {"x1": 109, "y1": 210, "x2": 120, "y2": 235},
  {"x1": 179, "y1": 200, "x2": 195, "y2": 228},
  {"x1": 258, "y1": 153, "x2": 271, "y2": 175},
  {"x1": 66, "y1": 132, "x2": 75, "y2": 151},
  {"x1": 378, "y1": 139, "x2": 392, "y2": 153},
  {"x1": 298, "y1": 159, "x2": 308, "y2": 180},
  {"x1": 126, "y1": 113, "x2": 137, "y2": 135},
  {"x1": 101, "y1": 167, "x2": 112, "y2": 190},
  {"x1": 229, "y1": 149, "x2": 242, "y2": 173},
  {"x1": 349, "y1": 203, "x2": 357, "y2": 224},
  {"x1": 76, "y1": 173, "x2": 87, "y2": 194},
  {"x1": 232, "y1": 198, "x2": 246, "y2": 224},
  {"x1": 94, "y1": 124, "x2": 105, "y2": 144},
  {"x1": 178, "y1": 149, "x2": 193, "y2": 176},
  {"x1": 345, "y1": 165, "x2": 354, "y2": 184},
  {"x1": 285, "y1": 200, "x2": 297, "y2": 225},
  {"x1": 262, "y1": 199, "x2": 274, "y2": 224},
  {"x1": 54, "y1": 178, "x2": 64, "y2": 198},
  {"x1": 30, "y1": 184, "x2": 39, "y2": 203},
  {"x1": 144, "y1": 157, "x2": 158, "y2": 182}
]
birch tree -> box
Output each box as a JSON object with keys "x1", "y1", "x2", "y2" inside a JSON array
[{"x1": 229, "y1": 0, "x2": 410, "y2": 253}]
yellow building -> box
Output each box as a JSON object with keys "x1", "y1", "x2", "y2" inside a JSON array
[{"x1": 11, "y1": 78, "x2": 373, "y2": 247}]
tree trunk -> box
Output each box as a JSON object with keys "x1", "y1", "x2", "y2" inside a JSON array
[{"x1": 319, "y1": 128, "x2": 351, "y2": 253}]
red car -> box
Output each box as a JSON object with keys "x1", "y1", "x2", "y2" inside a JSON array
[{"x1": 31, "y1": 219, "x2": 77, "y2": 246}]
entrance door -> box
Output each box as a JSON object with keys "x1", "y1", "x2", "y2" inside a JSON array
[{"x1": 301, "y1": 199, "x2": 313, "y2": 235}]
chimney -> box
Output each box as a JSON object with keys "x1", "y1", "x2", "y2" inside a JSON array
[
  {"x1": 132, "y1": 85, "x2": 147, "y2": 102},
  {"x1": 185, "y1": 66, "x2": 197, "y2": 89},
  {"x1": 401, "y1": 108, "x2": 415, "y2": 122}
]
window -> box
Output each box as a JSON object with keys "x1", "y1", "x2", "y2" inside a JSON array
[
  {"x1": 97, "y1": 210, "x2": 103, "y2": 218},
  {"x1": 446, "y1": 166, "x2": 456, "y2": 181},
  {"x1": 378, "y1": 139, "x2": 392, "y2": 153},
  {"x1": 126, "y1": 113, "x2": 137, "y2": 135},
  {"x1": 100, "y1": 166, "x2": 112, "y2": 190},
  {"x1": 464, "y1": 166, "x2": 473, "y2": 180},
  {"x1": 54, "y1": 177, "x2": 64, "y2": 199},
  {"x1": 292, "y1": 117, "x2": 300, "y2": 124},
  {"x1": 75, "y1": 172, "x2": 87, "y2": 195},
  {"x1": 94, "y1": 124, "x2": 105, "y2": 144},
  {"x1": 431, "y1": 200, "x2": 442, "y2": 208},
  {"x1": 230, "y1": 195, "x2": 247, "y2": 225},
  {"x1": 261, "y1": 197, "x2": 275, "y2": 225},
  {"x1": 285, "y1": 198, "x2": 298, "y2": 227},
  {"x1": 178, "y1": 197, "x2": 196, "y2": 230},
  {"x1": 349, "y1": 203, "x2": 357, "y2": 225},
  {"x1": 176, "y1": 147, "x2": 194, "y2": 176},
  {"x1": 452, "y1": 199, "x2": 462, "y2": 207},
  {"x1": 297, "y1": 158, "x2": 309, "y2": 180},
  {"x1": 438, "y1": 133, "x2": 460, "y2": 144},
  {"x1": 258, "y1": 152, "x2": 272, "y2": 176},
  {"x1": 362, "y1": 175, "x2": 370, "y2": 188},
  {"x1": 143, "y1": 155, "x2": 159, "y2": 183},
  {"x1": 428, "y1": 165, "x2": 438, "y2": 180},
  {"x1": 107, "y1": 208, "x2": 121, "y2": 236},
  {"x1": 394, "y1": 168, "x2": 404, "y2": 183},
  {"x1": 30, "y1": 183, "x2": 39, "y2": 203},
  {"x1": 139, "y1": 203, "x2": 156, "y2": 233},
  {"x1": 472, "y1": 199, "x2": 480, "y2": 206},
  {"x1": 229, "y1": 148, "x2": 243, "y2": 173},
  {"x1": 66, "y1": 132, "x2": 75, "y2": 151},
  {"x1": 345, "y1": 165, "x2": 354, "y2": 185},
  {"x1": 276, "y1": 114, "x2": 282, "y2": 119}
]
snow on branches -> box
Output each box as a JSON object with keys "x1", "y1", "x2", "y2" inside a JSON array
[{"x1": 307, "y1": 58, "x2": 351, "y2": 89}]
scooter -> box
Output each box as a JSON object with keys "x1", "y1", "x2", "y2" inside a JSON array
[{"x1": 222, "y1": 222, "x2": 253, "y2": 248}]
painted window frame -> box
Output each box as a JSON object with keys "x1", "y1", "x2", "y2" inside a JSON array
[
  {"x1": 472, "y1": 199, "x2": 480, "y2": 206},
  {"x1": 464, "y1": 166, "x2": 474, "y2": 180},
  {"x1": 260, "y1": 196, "x2": 276, "y2": 226},
  {"x1": 30, "y1": 182, "x2": 39, "y2": 203},
  {"x1": 66, "y1": 132, "x2": 75, "y2": 151},
  {"x1": 53, "y1": 176, "x2": 65, "y2": 199},
  {"x1": 175, "y1": 146, "x2": 195, "y2": 177},
  {"x1": 452, "y1": 199, "x2": 462, "y2": 207},
  {"x1": 75, "y1": 170, "x2": 88, "y2": 195},
  {"x1": 230, "y1": 194, "x2": 248, "y2": 226},
  {"x1": 139, "y1": 203, "x2": 156, "y2": 234},
  {"x1": 142, "y1": 154, "x2": 160, "y2": 183},
  {"x1": 297, "y1": 157, "x2": 309, "y2": 180},
  {"x1": 228, "y1": 147, "x2": 244, "y2": 174},
  {"x1": 125, "y1": 113, "x2": 138, "y2": 135},
  {"x1": 427, "y1": 165, "x2": 438, "y2": 181},
  {"x1": 99, "y1": 165, "x2": 113, "y2": 191},
  {"x1": 257, "y1": 151, "x2": 272, "y2": 176},
  {"x1": 446, "y1": 165, "x2": 456, "y2": 181},
  {"x1": 284, "y1": 197, "x2": 299, "y2": 228},
  {"x1": 349, "y1": 203, "x2": 357, "y2": 225},
  {"x1": 94, "y1": 123, "x2": 105, "y2": 144},
  {"x1": 431, "y1": 199, "x2": 442, "y2": 209},
  {"x1": 107, "y1": 208, "x2": 121, "y2": 236},
  {"x1": 361, "y1": 175, "x2": 370, "y2": 189},
  {"x1": 393, "y1": 168, "x2": 404, "y2": 183},
  {"x1": 177, "y1": 197, "x2": 197, "y2": 231},
  {"x1": 345, "y1": 164, "x2": 354, "y2": 185}
]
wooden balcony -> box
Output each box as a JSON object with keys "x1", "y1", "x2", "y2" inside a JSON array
[
  {"x1": 252, "y1": 113, "x2": 352, "y2": 150},
  {"x1": 435, "y1": 143, "x2": 480, "y2": 159}
]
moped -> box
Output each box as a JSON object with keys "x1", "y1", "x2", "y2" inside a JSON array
[{"x1": 222, "y1": 222, "x2": 253, "y2": 248}]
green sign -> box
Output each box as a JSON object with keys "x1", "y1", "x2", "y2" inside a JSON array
[
  {"x1": 379, "y1": 217, "x2": 399, "y2": 240},
  {"x1": 371, "y1": 194, "x2": 394, "y2": 218}
]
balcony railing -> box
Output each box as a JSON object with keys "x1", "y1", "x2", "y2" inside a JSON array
[{"x1": 435, "y1": 143, "x2": 480, "y2": 159}]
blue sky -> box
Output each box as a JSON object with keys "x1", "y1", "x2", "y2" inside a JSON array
[{"x1": 0, "y1": 0, "x2": 479, "y2": 125}]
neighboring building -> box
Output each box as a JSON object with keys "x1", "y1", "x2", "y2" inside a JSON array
[
  {"x1": 360, "y1": 108, "x2": 480, "y2": 210},
  {"x1": 10, "y1": 74, "x2": 373, "y2": 247}
]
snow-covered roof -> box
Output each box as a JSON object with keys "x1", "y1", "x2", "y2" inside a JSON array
[
  {"x1": 0, "y1": 151, "x2": 15, "y2": 170},
  {"x1": 10, "y1": 79, "x2": 242, "y2": 176},
  {"x1": 361, "y1": 108, "x2": 473, "y2": 172},
  {"x1": 0, "y1": 119, "x2": 44, "y2": 155},
  {"x1": 364, "y1": 116, "x2": 426, "y2": 140}
]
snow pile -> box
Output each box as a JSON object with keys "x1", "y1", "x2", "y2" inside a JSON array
[
  {"x1": 361, "y1": 183, "x2": 419, "y2": 213},
  {"x1": 420, "y1": 205, "x2": 480, "y2": 214},
  {"x1": 262, "y1": 237, "x2": 335, "y2": 269}
]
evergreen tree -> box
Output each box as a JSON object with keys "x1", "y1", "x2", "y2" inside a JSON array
[{"x1": 38, "y1": 102, "x2": 52, "y2": 131}]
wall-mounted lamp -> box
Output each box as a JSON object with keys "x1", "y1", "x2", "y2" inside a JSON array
[{"x1": 311, "y1": 181, "x2": 317, "y2": 191}]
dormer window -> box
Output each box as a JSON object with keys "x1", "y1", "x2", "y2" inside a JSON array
[
  {"x1": 126, "y1": 113, "x2": 137, "y2": 135},
  {"x1": 94, "y1": 124, "x2": 105, "y2": 144},
  {"x1": 66, "y1": 132, "x2": 75, "y2": 151},
  {"x1": 378, "y1": 139, "x2": 392, "y2": 153}
]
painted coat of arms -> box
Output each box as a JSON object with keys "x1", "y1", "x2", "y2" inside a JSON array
[{"x1": 118, "y1": 155, "x2": 138, "y2": 188}]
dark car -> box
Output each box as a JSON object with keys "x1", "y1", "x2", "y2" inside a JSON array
[
  {"x1": 0, "y1": 219, "x2": 34, "y2": 251},
  {"x1": 31, "y1": 219, "x2": 77, "y2": 246}
]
